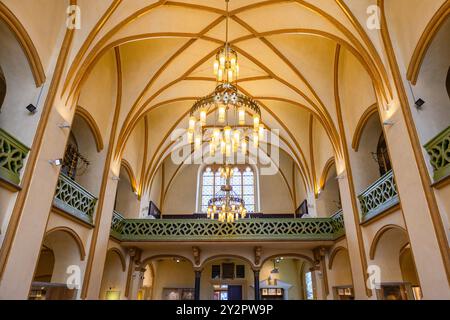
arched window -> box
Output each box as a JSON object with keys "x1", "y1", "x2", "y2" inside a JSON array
[{"x1": 199, "y1": 166, "x2": 257, "y2": 213}]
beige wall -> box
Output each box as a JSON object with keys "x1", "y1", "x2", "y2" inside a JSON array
[
  {"x1": 115, "y1": 168, "x2": 140, "y2": 218},
  {"x1": 150, "y1": 259, "x2": 195, "y2": 300},
  {"x1": 99, "y1": 250, "x2": 127, "y2": 300}
]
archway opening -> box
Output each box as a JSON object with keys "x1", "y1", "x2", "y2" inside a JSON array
[
  {"x1": 142, "y1": 256, "x2": 195, "y2": 300},
  {"x1": 28, "y1": 229, "x2": 85, "y2": 300},
  {"x1": 328, "y1": 247, "x2": 354, "y2": 300},
  {"x1": 371, "y1": 227, "x2": 422, "y2": 300},
  {"x1": 201, "y1": 256, "x2": 254, "y2": 300},
  {"x1": 260, "y1": 256, "x2": 315, "y2": 300},
  {"x1": 99, "y1": 249, "x2": 127, "y2": 300}
]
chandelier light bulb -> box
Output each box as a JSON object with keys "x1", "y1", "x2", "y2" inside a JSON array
[
  {"x1": 209, "y1": 142, "x2": 216, "y2": 156},
  {"x1": 253, "y1": 131, "x2": 259, "y2": 148},
  {"x1": 189, "y1": 116, "x2": 196, "y2": 131},
  {"x1": 220, "y1": 140, "x2": 226, "y2": 154},
  {"x1": 224, "y1": 126, "x2": 232, "y2": 143},
  {"x1": 219, "y1": 55, "x2": 226, "y2": 67},
  {"x1": 200, "y1": 110, "x2": 207, "y2": 126},
  {"x1": 218, "y1": 105, "x2": 226, "y2": 123},
  {"x1": 253, "y1": 114, "x2": 260, "y2": 131},
  {"x1": 241, "y1": 139, "x2": 247, "y2": 156},
  {"x1": 226, "y1": 143, "x2": 232, "y2": 157},
  {"x1": 238, "y1": 107, "x2": 245, "y2": 125},
  {"x1": 228, "y1": 69, "x2": 233, "y2": 82},
  {"x1": 232, "y1": 139, "x2": 238, "y2": 152},
  {"x1": 187, "y1": 130, "x2": 194, "y2": 144},
  {"x1": 233, "y1": 130, "x2": 241, "y2": 144},
  {"x1": 259, "y1": 124, "x2": 265, "y2": 141},
  {"x1": 218, "y1": 68, "x2": 223, "y2": 82},
  {"x1": 213, "y1": 128, "x2": 221, "y2": 141},
  {"x1": 213, "y1": 60, "x2": 219, "y2": 75},
  {"x1": 194, "y1": 134, "x2": 202, "y2": 150}
]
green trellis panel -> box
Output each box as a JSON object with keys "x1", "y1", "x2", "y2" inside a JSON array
[
  {"x1": 357, "y1": 170, "x2": 399, "y2": 223},
  {"x1": 111, "y1": 211, "x2": 345, "y2": 242},
  {"x1": 0, "y1": 128, "x2": 30, "y2": 185},
  {"x1": 424, "y1": 126, "x2": 450, "y2": 182},
  {"x1": 53, "y1": 173, "x2": 97, "y2": 224}
]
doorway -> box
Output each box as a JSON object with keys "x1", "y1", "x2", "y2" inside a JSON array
[{"x1": 213, "y1": 284, "x2": 242, "y2": 300}]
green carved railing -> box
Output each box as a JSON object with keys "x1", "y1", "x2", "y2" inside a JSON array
[
  {"x1": 111, "y1": 210, "x2": 125, "y2": 239},
  {"x1": 424, "y1": 126, "x2": 450, "y2": 182},
  {"x1": 110, "y1": 213, "x2": 345, "y2": 242},
  {"x1": 358, "y1": 170, "x2": 399, "y2": 223},
  {"x1": 0, "y1": 128, "x2": 30, "y2": 186},
  {"x1": 331, "y1": 209, "x2": 345, "y2": 239},
  {"x1": 53, "y1": 173, "x2": 97, "y2": 224}
]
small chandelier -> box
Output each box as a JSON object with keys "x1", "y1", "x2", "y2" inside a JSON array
[
  {"x1": 207, "y1": 166, "x2": 248, "y2": 223},
  {"x1": 186, "y1": 0, "x2": 264, "y2": 157}
]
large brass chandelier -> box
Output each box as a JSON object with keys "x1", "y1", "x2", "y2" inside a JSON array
[
  {"x1": 186, "y1": 0, "x2": 264, "y2": 157},
  {"x1": 207, "y1": 166, "x2": 248, "y2": 223}
]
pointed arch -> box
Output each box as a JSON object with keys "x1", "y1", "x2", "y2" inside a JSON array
[
  {"x1": 328, "y1": 246, "x2": 349, "y2": 270},
  {"x1": 319, "y1": 157, "x2": 336, "y2": 190},
  {"x1": 75, "y1": 105, "x2": 104, "y2": 152},
  {"x1": 407, "y1": 2, "x2": 450, "y2": 85},
  {"x1": 351, "y1": 103, "x2": 378, "y2": 151},
  {"x1": 369, "y1": 224, "x2": 408, "y2": 260},
  {"x1": 45, "y1": 227, "x2": 86, "y2": 261},
  {"x1": 0, "y1": 2, "x2": 46, "y2": 86},
  {"x1": 107, "y1": 247, "x2": 126, "y2": 272},
  {"x1": 120, "y1": 159, "x2": 138, "y2": 193}
]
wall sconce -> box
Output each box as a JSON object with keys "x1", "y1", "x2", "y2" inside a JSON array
[
  {"x1": 112, "y1": 175, "x2": 120, "y2": 181},
  {"x1": 48, "y1": 159, "x2": 63, "y2": 166},
  {"x1": 26, "y1": 104, "x2": 37, "y2": 114},
  {"x1": 58, "y1": 122, "x2": 71, "y2": 129}
]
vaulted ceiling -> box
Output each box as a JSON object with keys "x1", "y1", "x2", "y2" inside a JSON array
[{"x1": 62, "y1": 0, "x2": 395, "y2": 192}]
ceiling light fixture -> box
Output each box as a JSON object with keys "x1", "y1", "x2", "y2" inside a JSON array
[
  {"x1": 186, "y1": 0, "x2": 264, "y2": 158},
  {"x1": 207, "y1": 165, "x2": 248, "y2": 223}
]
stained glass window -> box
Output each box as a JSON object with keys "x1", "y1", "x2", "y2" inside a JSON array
[{"x1": 200, "y1": 166, "x2": 257, "y2": 213}]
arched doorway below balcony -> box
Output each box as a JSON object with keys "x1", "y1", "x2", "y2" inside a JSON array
[
  {"x1": 140, "y1": 256, "x2": 195, "y2": 300},
  {"x1": 99, "y1": 248, "x2": 127, "y2": 300},
  {"x1": 28, "y1": 228, "x2": 86, "y2": 300},
  {"x1": 369, "y1": 225, "x2": 422, "y2": 300},
  {"x1": 327, "y1": 246, "x2": 354, "y2": 300},
  {"x1": 200, "y1": 256, "x2": 254, "y2": 300},
  {"x1": 259, "y1": 255, "x2": 317, "y2": 300}
]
